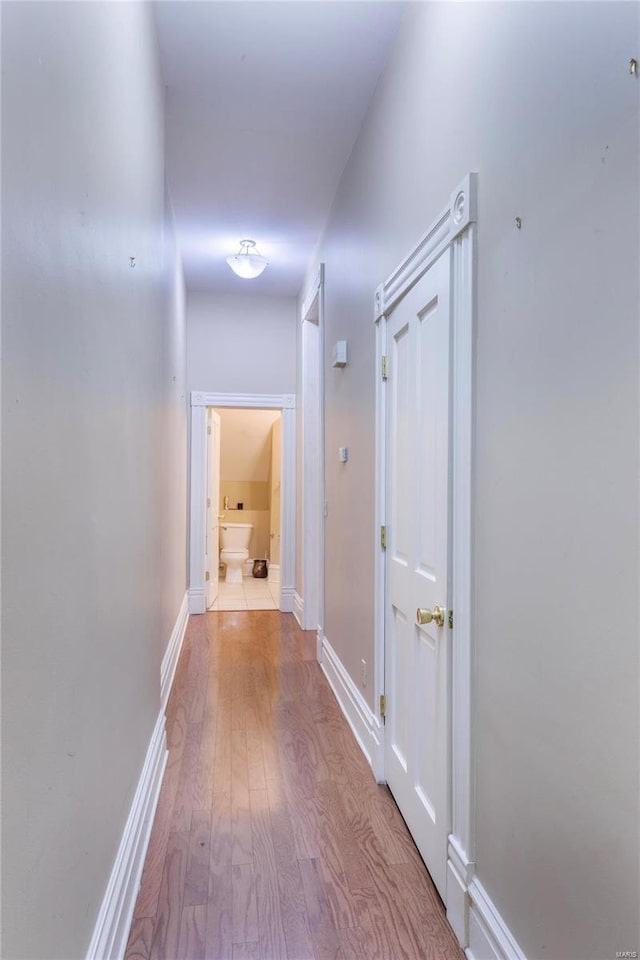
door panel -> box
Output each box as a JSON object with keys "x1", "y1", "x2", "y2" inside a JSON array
[
  {"x1": 415, "y1": 629, "x2": 438, "y2": 818},
  {"x1": 206, "y1": 409, "x2": 221, "y2": 609},
  {"x1": 389, "y1": 606, "x2": 411, "y2": 772},
  {"x1": 384, "y1": 249, "x2": 451, "y2": 901},
  {"x1": 269, "y1": 417, "x2": 281, "y2": 567},
  {"x1": 391, "y1": 321, "x2": 411, "y2": 566}
]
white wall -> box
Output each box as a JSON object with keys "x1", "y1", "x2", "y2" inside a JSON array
[
  {"x1": 300, "y1": 3, "x2": 639, "y2": 958},
  {"x1": 187, "y1": 291, "x2": 296, "y2": 395},
  {"x1": 161, "y1": 189, "x2": 189, "y2": 665},
  {"x1": 1, "y1": 5, "x2": 187, "y2": 958}
]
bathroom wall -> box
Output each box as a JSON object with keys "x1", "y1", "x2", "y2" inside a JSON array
[
  {"x1": 220, "y1": 480, "x2": 270, "y2": 511},
  {"x1": 216, "y1": 407, "x2": 281, "y2": 559},
  {"x1": 298, "y1": 3, "x2": 639, "y2": 958}
]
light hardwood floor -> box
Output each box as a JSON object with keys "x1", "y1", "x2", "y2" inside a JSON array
[{"x1": 125, "y1": 610, "x2": 464, "y2": 960}]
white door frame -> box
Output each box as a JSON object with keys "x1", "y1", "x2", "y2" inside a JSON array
[
  {"x1": 205, "y1": 408, "x2": 221, "y2": 610},
  {"x1": 299, "y1": 264, "x2": 325, "y2": 647},
  {"x1": 189, "y1": 391, "x2": 296, "y2": 615},
  {"x1": 374, "y1": 173, "x2": 477, "y2": 948}
]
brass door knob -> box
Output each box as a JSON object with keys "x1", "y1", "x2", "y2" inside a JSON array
[{"x1": 417, "y1": 605, "x2": 445, "y2": 627}]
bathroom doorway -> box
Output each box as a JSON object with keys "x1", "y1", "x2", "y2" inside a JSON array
[
  {"x1": 209, "y1": 406, "x2": 281, "y2": 611},
  {"x1": 188, "y1": 390, "x2": 295, "y2": 615}
]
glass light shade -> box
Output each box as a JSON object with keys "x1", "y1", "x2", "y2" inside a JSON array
[{"x1": 226, "y1": 239, "x2": 268, "y2": 279}]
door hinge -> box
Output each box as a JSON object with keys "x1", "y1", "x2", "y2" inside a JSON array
[
  {"x1": 380, "y1": 525, "x2": 387, "y2": 549},
  {"x1": 448, "y1": 609, "x2": 454, "y2": 629},
  {"x1": 380, "y1": 694, "x2": 387, "y2": 720},
  {"x1": 205, "y1": 571, "x2": 210, "y2": 581},
  {"x1": 207, "y1": 426, "x2": 211, "y2": 435},
  {"x1": 207, "y1": 497, "x2": 211, "y2": 508},
  {"x1": 381, "y1": 356, "x2": 389, "y2": 381}
]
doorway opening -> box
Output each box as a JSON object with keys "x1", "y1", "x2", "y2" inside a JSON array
[
  {"x1": 208, "y1": 406, "x2": 282, "y2": 611},
  {"x1": 189, "y1": 391, "x2": 296, "y2": 616}
]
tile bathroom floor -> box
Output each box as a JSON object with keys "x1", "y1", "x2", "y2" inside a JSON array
[{"x1": 209, "y1": 574, "x2": 280, "y2": 610}]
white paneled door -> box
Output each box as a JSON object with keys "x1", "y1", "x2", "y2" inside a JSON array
[
  {"x1": 269, "y1": 417, "x2": 281, "y2": 566},
  {"x1": 384, "y1": 248, "x2": 451, "y2": 901},
  {"x1": 206, "y1": 408, "x2": 221, "y2": 610}
]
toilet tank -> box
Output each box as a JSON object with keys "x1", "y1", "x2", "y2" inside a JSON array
[{"x1": 220, "y1": 522, "x2": 253, "y2": 550}]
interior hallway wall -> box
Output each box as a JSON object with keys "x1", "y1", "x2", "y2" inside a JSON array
[
  {"x1": 187, "y1": 291, "x2": 296, "y2": 395},
  {"x1": 295, "y1": 310, "x2": 304, "y2": 597},
  {"x1": 1, "y1": 4, "x2": 187, "y2": 957},
  {"x1": 299, "y1": 3, "x2": 640, "y2": 958},
  {"x1": 161, "y1": 188, "x2": 189, "y2": 667}
]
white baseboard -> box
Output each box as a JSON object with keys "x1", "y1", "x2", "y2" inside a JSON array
[
  {"x1": 316, "y1": 627, "x2": 323, "y2": 663},
  {"x1": 293, "y1": 591, "x2": 304, "y2": 628},
  {"x1": 448, "y1": 859, "x2": 469, "y2": 949},
  {"x1": 160, "y1": 592, "x2": 189, "y2": 711},
  {"x1": 447, "y1": 835, "x2": 475, "y2": 947},
  {"x1": 268, "y1": 563, "x2": 280, "y2": 583},
  {"x1": 319, "y1": 635, "x2": 384, "y2": 780},
  {"x1": 188, "y1": 586, "x2": 205, "y2": 614},
  {"x1": 86, "y1": 711, "x2": 168, "y2": 960},
  {"x1": 280, "y1": 585, "x2": 294, "y2": 613},
  {"x1": 466, "y1": 877, "x2": 526, "y2": 960}
]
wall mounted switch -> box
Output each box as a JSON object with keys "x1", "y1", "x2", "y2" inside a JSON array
[{"x1": 333, "y1": 340, "x2": 348, "y2": 367}]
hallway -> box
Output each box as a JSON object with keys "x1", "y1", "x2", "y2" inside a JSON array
[{"x1": 125, "y1": 611, "x2": 463, "y2": 960}]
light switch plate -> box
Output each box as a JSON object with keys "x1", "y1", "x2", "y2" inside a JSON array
[{"x1": 333, "y1": 340, "x2": 348, "y2": 367}]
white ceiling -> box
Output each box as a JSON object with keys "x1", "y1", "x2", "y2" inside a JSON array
[{"x1": 154, "y1": 1, "x2": 403, "y2": 296}]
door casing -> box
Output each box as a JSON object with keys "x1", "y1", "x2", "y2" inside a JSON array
[
  {"x1": 189, "y1": 392, "x2": 296, "y2": 615},
  {"x1": 299, "y1": 263, "x2": 325, "y2": 647},
  {"x1": 374, "y1": 173, "x2": 477, "y2": 948},
  {"x1": 205, "y1": 408, "x2": 221, "y2": 609}
]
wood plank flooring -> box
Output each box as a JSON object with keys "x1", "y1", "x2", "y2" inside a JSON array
[{"x1": 125, "y1": 611, "x2": 464, "y2": 960}]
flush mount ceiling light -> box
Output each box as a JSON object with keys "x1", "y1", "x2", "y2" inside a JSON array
[{"x1": 226, "y1": 239, "x2": 269, "y2": 279}]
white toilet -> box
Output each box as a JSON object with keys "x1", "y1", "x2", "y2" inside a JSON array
[{"x1": 219, "y1": 522, "x2": 253, "y2": 584}]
